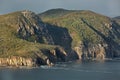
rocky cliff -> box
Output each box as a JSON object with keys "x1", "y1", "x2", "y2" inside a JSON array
[
  {"x1": 0, "y1": 56, "x2": 35, "y2": 67},
  {"x1": 0, "y1": 47, "x2": 67, "y2": 67},
  {"x1": 0, "y1": 10, "x2": 67, "y2": 67},
  {"x1": 17, "y1": 10, "x2": 54, "y2": 44},
  {"x1": 0, "y1": 9, "x2": 120, "y2": 67},
  {"x1": 39, "y1": 9, "x2": 120, "y2": 60}
]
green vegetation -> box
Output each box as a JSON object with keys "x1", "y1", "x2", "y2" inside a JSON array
[
  {"x1": 39, "y1": 8, "x2": 74, "y2": 21},
  {"x1": 39, "y1": 10, "x2": 112, "y2": 48},
  {"x1": 0, "y1": 24, "x2": 55, "y2": 58},
  {"x1": 0, "y1": 9, "x2": 120, "y2": 60},
  {"x1": 0, "y1": 11, "x2": 57, "y2": 58}
]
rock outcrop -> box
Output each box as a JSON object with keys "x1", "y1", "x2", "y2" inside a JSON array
[
  {"x1": 0, "y1": 47, "x2": 67, "y2": 67},
  {"x1": 39, "y1": 9, "x2": 120, "y2": 61},
  {"x1": 17, "y1": 10, "x2": 54, "y2": 44},
  {"x1": 0, "y1": 9, "x2": 120, "y2": 67},
  {"x1": 74, "y1": 43, "x2": 106, "y2": 60},
  {"x1": 0, "y1": 56, "x2": 35, "y2": 67}
]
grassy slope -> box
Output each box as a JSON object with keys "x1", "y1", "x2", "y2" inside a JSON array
[
  {"x1": 0, "y1": 9, "x2": 120, "y2": 59},
  {"x1": 39, "y1": 10, "x2": 112, "y2": 48},
  {"x1": 39, "y1": 8, "x2": 77, "y2": 22},
  {"x1": 0, "y1": 11, "x2": 56, "y2": 58}
]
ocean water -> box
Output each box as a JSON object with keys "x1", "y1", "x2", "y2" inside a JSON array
[{"x1": 0, "y1": 60, "x2": 120, "y2": 80}]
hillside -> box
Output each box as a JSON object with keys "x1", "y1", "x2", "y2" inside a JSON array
[
  {"x1": 0, "y1": 10, "x2": 68, "y2": 67},
  {"x1": 39, "y1": 9, "x2": 120, "y2": 60},
  {"x1": 39, "y1": 8, "x2": 74, "y2": 21},
  {"x1": 0, "y1": 9, "x2": 120, "y2": 67}
]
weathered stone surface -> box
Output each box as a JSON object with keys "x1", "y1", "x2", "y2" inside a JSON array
[
  {"x1": 0, "y1": 9, "x2": 120, "y2": 68},
  {"x1": 0, "y1": 56, "x2": 35, "y2": 67},
  {"x1": 73, "y1": 43, "x2": 106, "y2": 61}
]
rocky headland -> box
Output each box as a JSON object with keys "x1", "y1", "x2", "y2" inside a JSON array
[{"x1": 0, "y1": 9, "x2": 120, "y2": 68}]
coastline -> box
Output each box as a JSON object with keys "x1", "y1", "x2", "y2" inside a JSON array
[{"x1": 0, "y1": 58, "x2": 120, "y2": 69}]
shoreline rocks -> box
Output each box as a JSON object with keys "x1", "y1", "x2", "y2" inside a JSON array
[{"x1": 0, "y1": 56, "x2": 36, "y2": 67}]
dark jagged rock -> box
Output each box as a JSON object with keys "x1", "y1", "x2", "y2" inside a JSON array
[
  {"x1": 17, "y1": 10, "x2": 54, "y2": 44},
  {"x1": 39, "y1": 9, "x2": 120, "y2": 61},
  {"x1": 0, "y1": 9, "x2": 120, "y2": 67}
]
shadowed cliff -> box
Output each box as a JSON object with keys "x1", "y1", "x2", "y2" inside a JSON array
[{"x1": 0, "y1": 9, "x2": 120, "y2": 67}]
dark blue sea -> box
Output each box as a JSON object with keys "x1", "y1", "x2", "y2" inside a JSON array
[{"x1": 0, "y1": 60, "x2": 120, "y2": 80}]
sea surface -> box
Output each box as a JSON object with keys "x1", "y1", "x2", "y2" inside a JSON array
[{"x1": 0, "y1": 60, "x2": 120, "y2": 80}]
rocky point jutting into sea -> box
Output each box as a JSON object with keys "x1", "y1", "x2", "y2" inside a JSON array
[{"x1": 0, "y1": 9, "x2": 120, "y2": 67}]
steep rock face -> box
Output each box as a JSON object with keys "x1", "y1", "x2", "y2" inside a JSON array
[
  {"x1": 40, "y1": 47, "x2": 68, "y2": 65},
  {"x1": 74, "y1": 43, "x2": 106, "y2": 60},
  {"x1": 0, "y1": 10, "x2": 68, "y2": 67},
  {"x1": 0, "y1": 9, "x2": 120, "y2": 67},
  {"x1": 39, "y1": 9, "x2": 120, "y2": 60},
  {"x1": 0, "y1": 47, "x2": 67, "y2": 67},
  {"x1": 17, "y1": 10, "x2": 54, "y2": 44},
  {"x1": 0, "y1": 56, "x2": 35, "y2": 67},
  {"x1": 40, "y1": 47, "x2": 67, "y2": 64}
]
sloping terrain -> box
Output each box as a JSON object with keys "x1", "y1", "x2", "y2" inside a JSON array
[
  {"x1": 39, "y1": 9, "x2": 120, "y2": 60},
  {"x1": 0, "y1": 9, "x2": 120, "y2": 67},
  {"x1": 0, "y1": 10, "x2": 67, "y2": 67}
]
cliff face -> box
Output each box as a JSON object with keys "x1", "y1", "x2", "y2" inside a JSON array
[
  {"x1": 17, "y1": 10, "x2": 54, "y2": 44},
  {"x1": 0, "y1": 57, "x2": 35, "y2": 67},
  {"x1": 0, "y1": 9, "x2": 120, "y2": 67},
  {"x1": 0, "y1": 10, "x2": 67, "y2": 67},
  {"x1": 39, "y1": 9, "x2": 120, "y2": 60},
  {"x1": 74, "y1": 44, "x2": 106, "y2": 60},
  {"x1": 0, "y1": 47, "x2": 67, "y2": 67}
]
